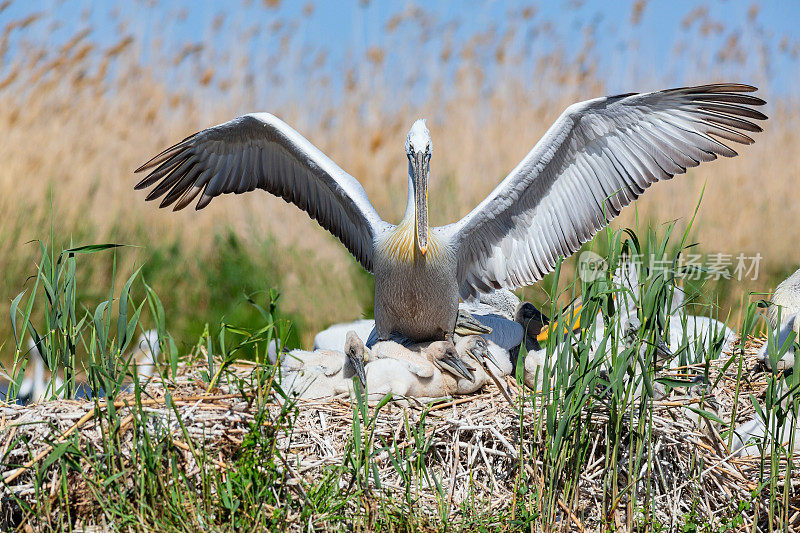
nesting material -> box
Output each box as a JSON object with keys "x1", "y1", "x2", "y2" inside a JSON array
[{"x1": 1, "y1": 337, "x2": 798, "y2": 531}]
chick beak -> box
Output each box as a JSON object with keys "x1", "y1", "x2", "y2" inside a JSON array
[
  {"x1": 476, "y1": 344, "x2": 502, "y2": 370},
  {"x1": 439, "y1": 352, "x2": 474, "y2": 382},
  {"x1": 454, "y1": 311, "x2": 492, "y2": 336},
  {"x1": 347, "y1": 350, "x2": 367, "y2": 387}
]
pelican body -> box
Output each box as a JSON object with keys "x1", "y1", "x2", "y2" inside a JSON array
[
  {"x1": 373, "y1": 233, "x2": 458, "y2": 341},
  {"x1": 135, "y1": 85, "x2": 765, "y2": 344}
]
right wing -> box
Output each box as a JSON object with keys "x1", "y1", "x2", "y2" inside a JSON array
[{"x1": 135, "y1": 113, "x2": 392, "y2": 271}]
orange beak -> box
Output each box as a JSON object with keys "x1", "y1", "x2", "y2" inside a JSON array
[{"x1": 536, "y1": 304, "x2": 583, "y2": 343}]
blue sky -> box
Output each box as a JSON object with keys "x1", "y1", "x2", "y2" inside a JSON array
[{"x1": 5, "y1": 0, "x2": 800, "y2": 97}]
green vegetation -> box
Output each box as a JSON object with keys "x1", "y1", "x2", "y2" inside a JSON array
[{"x1": 1, "y1": 218, "x2": 797, "y2": 531}]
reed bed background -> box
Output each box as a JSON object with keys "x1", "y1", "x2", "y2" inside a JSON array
[
  {"x1": 0, "y1": 0, "x2": 798, "y2": 355},
  {"x1": 2, "y1": 2, "x2": 800, "y2": 529}
]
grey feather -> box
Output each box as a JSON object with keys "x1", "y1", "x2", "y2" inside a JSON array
[
  {"x1": 444, "y1": 84, "x2": 766, "y2": 300},
  {"x1": 135, "y1": 113, "x2": 391, "y2": 271}
]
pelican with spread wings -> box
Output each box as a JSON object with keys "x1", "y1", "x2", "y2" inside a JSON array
[{"x1": 135, "y1": 83, "x2": 765, "y2": 344}]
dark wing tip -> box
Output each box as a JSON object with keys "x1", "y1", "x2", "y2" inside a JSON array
[
  {"x1": 195, "y1": 194, "x2": 214, "y2": 210},
  {"x1": 669, "y1": 83, "x2": 759, "y2": 94},
  {"x1": 134, "y1": 133, "x2": 198, "y2": 173},
  {"x1": 144, "y1": 188, "x2": 163, "y2": 202},
  {"x1": 133, "y1": 176, "x2": 152, "y2": 190}
]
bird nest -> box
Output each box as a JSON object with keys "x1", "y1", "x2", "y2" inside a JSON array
[{"x1": 0, "y1": 337, "x2": 798, "y2": 531}]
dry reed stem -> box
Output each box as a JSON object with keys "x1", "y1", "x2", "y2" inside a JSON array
[{"x1": 0, "y1": 337, "x2": 797, "y2": 530}]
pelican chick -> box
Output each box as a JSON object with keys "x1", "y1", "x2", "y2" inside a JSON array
[
  {"x1": 459, "y1": 289, "x2": 555, "y2": 376},
  {"x1": 364, "y1": 339, "x2": 474, "y2": 399},
  {"x1": 136, "y1": 85, "x2": 765, "y2": 346},
  {"x1": 342, "y1": 335, "x2": 410, "y2": 401},
  {"x1": 274, "y1": 334, "x2": 367, "y2": 400},
  {"x1": 451, "y1": 336, "x2": 494, "y2": 394},
  {"x1": 459, "y1": 289, "x2": 523, "y2": 376},
  {"x1": 344, "y1": 334, "x2": 493, "y2": 400}
]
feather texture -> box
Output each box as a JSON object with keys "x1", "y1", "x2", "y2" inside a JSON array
[
  {"x1": 443, "y1": 84, "x2": 766, "y2": 299},
  {"x1": 135, "y1": 113, "x2": 391, "y2": 271}
]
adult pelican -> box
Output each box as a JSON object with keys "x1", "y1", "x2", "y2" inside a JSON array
[{"x1": 135, "y1": 84, "x2": 765, "y2": 343}]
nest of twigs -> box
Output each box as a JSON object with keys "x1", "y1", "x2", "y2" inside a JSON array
[{"x1": 1, "y1": 337, "x2": 798, "y2": 531}]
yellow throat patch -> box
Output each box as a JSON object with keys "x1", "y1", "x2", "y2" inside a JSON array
[{"x1": 383, "y1": 218, "x2": 443, "y2": 264}]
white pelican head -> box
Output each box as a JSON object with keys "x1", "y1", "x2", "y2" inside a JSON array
[{"x1": 404, "y1": 119, "x2": 432, "y2": 255}]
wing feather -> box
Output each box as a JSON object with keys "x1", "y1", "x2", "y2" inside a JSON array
[
  {"x1": 135, "y1": 113, "x2": 391, "y2": 271},
  {"x1": 444, "y1": 84, "x2": 766, "y2": 300}
]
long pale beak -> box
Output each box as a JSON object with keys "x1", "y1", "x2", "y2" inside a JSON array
[
  {"x1": 346, "y1": 350, "x2": 368, "y2": 386},
  {"x1": 437, "y1": 353, "x2": 474, "y2": 382},
  {"x1": 468, "y1": 343, "x2": 502, "y2": 371},
  {"x1": 454, "y1": 311, "x2": 492, "y2": 336},
  {"x1": 412, "y1": 151, "x2": 429, "y2": 255}
]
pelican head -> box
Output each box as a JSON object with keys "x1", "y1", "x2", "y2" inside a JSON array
[
  {"x1": 405, "y1": 119, "x2": 432, "y2": 255},
  {"x1": 427, "y1": 340, "x2": 474, "y2": 382},
  {"x1": 344, "y1": 330, "x2": 369, "y2": 386},
  {"x1": 457, "y1": 335, "x2": 503, "y2": 370}
]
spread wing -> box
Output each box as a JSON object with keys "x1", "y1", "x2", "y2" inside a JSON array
[
  {"x1": 135, "y1": 113, "x2": 391, "y2": 271},
  {"x1": 442, "y1": 84, "x2": 766, "y2": 299}
]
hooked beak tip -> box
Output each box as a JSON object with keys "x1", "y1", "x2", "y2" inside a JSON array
[{"x1": 419, "y1": 245, "x2": 427, "y2": 256}]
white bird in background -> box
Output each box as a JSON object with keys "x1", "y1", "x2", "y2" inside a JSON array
[
  {"x1": 757, "y1": 269, "x2": 800, "y2": 375},
  {"x1": 731, "y1": 413, "x2": 800, "y2": 457},
  {"x1": 757, "y1": 314, "x2": 797, "y2": 374},
  {"x1": 602, "y1": 259, "x2": 734, "y2": 365},
  {"x1": 313, "y1": 319, "x2": 375, "y2": 352},
  {"x1": 135, "y1": 84, "x2": 765, "y2": 348},
  {"x1": 134, "y1": 329, "x2": 161, "y2": 381},
  {"x1": 17, "y1": 338, "x2": 64, "y2": 404},
  {"x1": 766, "y1": 268, "x2": 800, "y2": 329}
]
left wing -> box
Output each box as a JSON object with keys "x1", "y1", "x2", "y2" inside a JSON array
[{"x1": 441, "y1": 84, "x2": 766, "y2": 300}]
